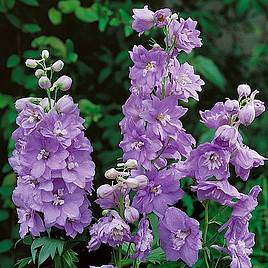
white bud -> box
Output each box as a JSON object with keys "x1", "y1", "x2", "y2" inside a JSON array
[
  {"x1": 41, "y1": 50, "x2": 49, "y2": 59},
  {"x1": 105, "y1": 168, "x2": 120, "y2": 179},
  {"x1": 125, "y1": 178, "x2": 139, "y2": 189},
  {"x1": 237, "y1": 84, "x2": 251, "y2": 97},
  {"x1": 135, "y1": 175, "x2": 148, "y2": 189},
  {"x1": 35, "y1": 69, "x2": 45, "y2": 78},
  {"x1": 124, "y1": 206, "x2": 139, "y2": 223},
  {"x1": 25, "y1": 59, "x2": 38, "y2": 68},
  {"x1": 52, "y1": 60, "x2": 64, "y2": 72},
  {"x1": 54, "y1": 75, "x2": 72, "y2": 91},
  {"x1": 125, "y1": 159, "x2": 138, "y2": 169},
  {"x1": 171, "y1": 13, "x2": 178, "y2": 20},
  {"x1": 97, "y1": 184, "x2": 114, "y2": 198},
  {"x1": 38, "y1": 76, "x2": 51, "y2": 89}
]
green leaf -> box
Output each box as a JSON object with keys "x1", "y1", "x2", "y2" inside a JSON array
[
  {"x1": 6, "y1": 54, "x2": 20, "y2": 68},
  {"x1": 48, "y1": 8, "x2": 62, "y2": 25},
  {"x1": 74, "y1": 6, "x2": 98, "y2": 23},
  {"x1": 236, "y1": 0, "x2": 250, "y2": 16},
  {"x1": 193, "y1": 55, "x2": 226, "y2": 91},
  {"x1": 31, "y1": 36, "x2": 67, "y2": 58},
  {"x1": 15, "y1": 257, "x2": 32, "y2": 268},
  {"x1": 0, "y1": 94, "x2": 12, "y2": 109},
  {"x1": 22, "y1": 23, "x2": 41, "y2": 33},
  {"x1": 110, "y1": 17, "x2": 120, "y2": 27},
  {"x1": 0, "y1": 0, "x2": 15, "y2": 12},
  {"x1": 0, "y1": 209, "x2": 9, "y2": 222},
  {"x1": 182, "y1": 194, "x2": 194, "y2": 216},
  {"x1": 5, "y1": 14, "x2": 22, "y2": 29},
  {"x1": 31, "y1": 237, "x2": 65, "y2": 266},
  {"x1": 19, "y1": 0, "x2": 38, "y2": 6},
  {"x1": 146, "y1": 247, "x2": 166, "y2": 264},
  {"x1": 58, "y1": 0, "x2": 80, "y2": 14},
  {"x1": 148, "y1": 213, "x2": 159, "y2": 247},
  {"x1": 98, "y1": 67, "x2": 112, "y2": 84},
  {"x1": 0, "y1": 240, "x2": 13, "y2": 253}
]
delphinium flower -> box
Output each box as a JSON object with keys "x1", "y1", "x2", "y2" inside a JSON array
[
  {"x1": 159, "y1": 207, "x2": 202, "y2": 266},
  {"x1": 217, "y1": 186, "x2": 262, "y2": 268},
  {"x1": 9, "y1": 51, "x2": 95, "y2": 238},
  {"x1": 88, "y1": 160, "x2": 154, "y2": 267},
  {"x1": 117, "y1": 6, "x2": 204, "y2": 267}
]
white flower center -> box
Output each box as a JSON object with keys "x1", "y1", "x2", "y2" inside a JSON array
[
  {"x1": 150, "y1": 185, "x2": 162, "y2": 195},
  {"x1": 28, "y1": 110, "x2": 41, "y2": 123},
  {"x1": 131, "y1": 141, "x2": 144, "y2": 150},
  {"x1": 67, "y1": 161, "x2": 79, "y2": 170},
  {"x1": 53, "y1": 189, "x2": 65, "y2": 206},
  {"x1": 203, "y1": 151, "x2": 222, "y2": 170},
  {"x1": 145, "y1": 61, "x2": 156, "y2": 71},
  {"x1": 37, "y1": 149, "x2": 49, "y2": 160},
  {"x1": 172, "y1": 229, "x2": 190, "y2": 250},
  {"x1": 53, "y1": 121, "x2": 68, "y2": 137},
  {"x1": 176, "y1": 74, "x2": 191, "y2": 87},
  {"x1": 112, "y1": 226, "x2": 125, "y2": 241}
]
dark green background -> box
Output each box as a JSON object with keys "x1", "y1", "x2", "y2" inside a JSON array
[{"x1": 0, "y1": 0, "x2": 267, "y2": 267}]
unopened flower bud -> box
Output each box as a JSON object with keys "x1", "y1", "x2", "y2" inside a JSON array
[
  {"x1": 239, "y1": 103, "x2": 255, "y2": 126},
  {"x1": 41, "y1": 50, "x2": 49, "y2": 59},
  {"x1": 134, "y1": 175, "x2": 148, "y2": 189},
  {"x1": 56, "y1": 95, "x2": 75, "y2": 114},
  {"x1": 171, "y1": 13, "x2": 178, "y2": 20},
  {"x1": 35, "y1": 69, "x2": 45, "y2": 78},
  {"x1": 102, "y1": 209, "x2": 110, "y2": 216},
  {"x1": 15, "y1": 97, "x2": 41, "y2": 112},
  {"x1": 214, "y1": 125, "x2": 238, "y2": 147},
  {"x1": 237, "y1": 84, "x2": 251, "y2": 97},
  {"x1": 25, "y1": 59, "x2": 38, "y2": 68},
  {"x1": 125, "y1": 178, "x2": 139, "y2": 189},
  {"x1": 54, "y1": 75, "x2": 72, "y2": 91},
  {"x1": 118, "y1": 159, "x2": 138, "y2": 169},
  {"x1": 253, "y1": 99, "x2": 265, "y2": 117},
  {"x1": 52, "y1": 60, "x2": 64, "y2": 72},
  {"x1": 224, "y1": 99, "x2": 239, "y2": 114},
  {"x1": 124, "y1": 206, "x2": 139, "y2": 223},
  {"x1": 38, "y1": 76, "x2": 51, "y2": 89},
  {"x1": 97, "y1": 184, "x2": 114, "y2": 198},
  {"x1": 105, "y1": 168, "x2": 120, "y2": 179}
]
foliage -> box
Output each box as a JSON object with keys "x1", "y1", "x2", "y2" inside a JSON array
[{"x1": 0, "y1": 0, "x2": 268, "y2": 267}]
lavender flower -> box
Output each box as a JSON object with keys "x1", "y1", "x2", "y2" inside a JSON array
[
  {"x1": 181, "y1": 142, "x2": 230, "y2": 181},
  {"x1": 132, "y1": 6, "x2": 154, "y2": 34},
  {"x1": 168, "y1": 18, "x2": 202, "y2": 54},
  {"x1": 168, "y1": 58, "x2": 204, "y2": 101},
  {"x1": 132, "y1": 168, "x2": 184, "y2": 215},
  {"x1": 159, "y1": 207, "x2": 202, "y2": 266},
  {"x1": 129, "y1": 45, "x2": 167, "y2": 90},
  {"x1": 191, "y1": 180, "x2": 241, "y2": 206},
  {"x1": 231, "y1": 144, "x2": 266, "y2": 181},
  {"x1": 88, "y1": 211, "x2": 131, "y2": 252},
  {"x1": 131, "y1": 218, "x2": 153, "y2": 261},
  {"x1": 200, "y1": 102, "x2": 229, "y2": 129}
]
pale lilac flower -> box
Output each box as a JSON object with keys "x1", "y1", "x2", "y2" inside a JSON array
[
  {"x1": 119, "y1": 122, "x2": 162, "y2": 170},
  {"x1": 231, "y1": 144, "x2": 266, "y2": 181},
  {"x1": 159, "y1": 207, "x2": 201, "y2": 266},
  {"x1": 168, "y1": 18, "x2": 202, "y2": 54},
  {"x1": 181, "y1": 143, "x2": 230, "y2": 181},
  {"x1": 132, "y1": 168, "x2": 184, "y2": 215},
  {"x1": 200, "y1": 102, "x2": 229, "y2": 129},
  {"x1": 87, "y1": 211, "x2": 131, "y2": 251},
  {"x1": 192, "y1": 180, "x2": 241, "y2": 206},
  {"x1": 132, "y1": 6, "x2": 154, "y2": 34},
  {"x1": 129, "y1": 45, "x2": 167, "y2": 89},
  {"x1": 168, "y1": 58, "x2": 204, "y2": 101},
  {"x1": 213, "y1": 125, "x2": 239, "y2": 148},
  {"x1": 131, "y1": 218, "x2": 153, "y2": 261},
  {"x1": 153, "y1": 8, "x2": 171, "y2": 27},
  {"x1": 140, "y1": 95, "x2": 187, "y2": 140}
]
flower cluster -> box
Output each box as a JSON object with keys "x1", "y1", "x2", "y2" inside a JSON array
[
  {"x1": 117, "y1": 6, "x2": 204, "y2": 266},
  {"x1": 88, "y1": 160, "x2": 154, "y2": 263},
  {"x1": 177, "y1": 84, "x2": 266, "y2": 266},
  {"x1": 9, "y1": 51, "x2": 95, "y2": 238}
]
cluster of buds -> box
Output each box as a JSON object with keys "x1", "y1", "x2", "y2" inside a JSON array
[
  {"x1": 25, "y1": 50, "x2": 72, "y2": 93},
  {"x1": 224, "y1": 84, "x2": 265, "y2": 126},
  {"x1": 96, "y1": 159, "x2": 148, "y2": 223}
]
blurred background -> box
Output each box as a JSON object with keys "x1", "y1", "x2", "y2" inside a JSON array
[{"x1": 0, "y1": 0, "x2": 268, "y2": 267}]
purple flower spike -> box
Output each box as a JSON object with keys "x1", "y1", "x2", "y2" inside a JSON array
[{"x1": 159, "y1": 207, "x2": 202, "y2": 266}]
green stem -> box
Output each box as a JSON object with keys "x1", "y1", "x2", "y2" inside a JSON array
[
  {"x1": 117, "y1": 246, "x2": 122, "y2": 268},
  {"x1": 46, "y1": 89, "x2": 52, "y2": 110},
  {"x1": 54, "y1": 88, "x2": 58, "y2": 106},
  {"x1": 203, "y1": 201, "x2": 210, "y2": 268}
]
